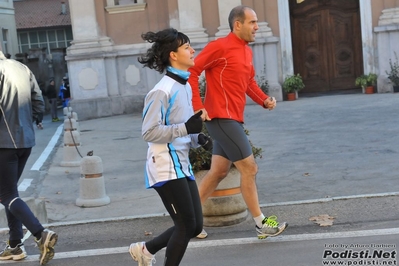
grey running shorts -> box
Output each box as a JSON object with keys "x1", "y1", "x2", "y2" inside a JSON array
[{"x1": 205, "y1": 118, "x2": 252, "y2": 162}]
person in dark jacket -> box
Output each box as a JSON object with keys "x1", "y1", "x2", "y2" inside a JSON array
[
  {"x1": 46, "y1": 79, "x2": 59, "y2": 122},
  {"x1": 34, "y1": 80, "x2": 45, "y2": 129},
  {"x1": 0, "y1": 50, "x2": 58, "y2": 265},
  {"x1": 59, "y1": 77, "x2": 70, "y2": 108}
]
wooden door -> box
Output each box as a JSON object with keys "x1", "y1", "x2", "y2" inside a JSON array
[{"x1": 289, "y1": 0, "x2": 363, "y2": 93}]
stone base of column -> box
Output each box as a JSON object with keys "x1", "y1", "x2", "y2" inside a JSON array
[
  {"x1": 257, "y1": 22, "x2": 273, "y2": 38},
  {"x1": 182, "y1": 28, "x2": 209, "y2": 43},
  {"x1": 215, "y1": 22, "x2": 272, "y2": 39},
  {"x1": 215, "y1": 25, "x2": 230, "y2": 38},
  {"x1": 378, "y1": 7, "x2": 399, "y2": 26},
  {"x1": 69, "y1": 95, "x2": 145, "y2": 121},
  {"x1": 67, "y1": 37, "x2": 114, "y2": 56}
]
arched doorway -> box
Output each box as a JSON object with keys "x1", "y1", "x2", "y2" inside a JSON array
[{"x1": 289, "y1": 0, "x2": 363, "y2": 93}]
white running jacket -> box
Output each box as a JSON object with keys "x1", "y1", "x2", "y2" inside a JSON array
[{"x1": 142, "y1": 72, "x2": 200, "y2": 188}]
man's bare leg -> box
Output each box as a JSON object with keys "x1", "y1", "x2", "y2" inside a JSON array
[
  {"x1": 195, "y1": 155, "x2": 231, "y2": 239},
  {"x1": 234, "y1": 154, "x2": 288, "y2": 239},
  {"x1": 198, "y1": 155, "x2": 231, "y2": 205},
  {"x1": 232, "y1": 154, "x2": 262, "y2": 218},
  {"x1": 197, "y1": 154, "x2": 287, "y2": 239}
]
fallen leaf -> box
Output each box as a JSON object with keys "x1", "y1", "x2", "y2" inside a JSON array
[
  {"x1": 144, "y1": 231, "x2": 152, "y2": 236},
  {"x1": 309, "y1": 214, "x2": 335, "y2": 227},
  {"x1": 303, "y1": 172, "x2": 311, "y2": 176}
]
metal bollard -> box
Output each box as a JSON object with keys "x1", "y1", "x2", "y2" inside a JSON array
[{"x1": 76, "y1": 155, "x2": 110, "y2": 207}]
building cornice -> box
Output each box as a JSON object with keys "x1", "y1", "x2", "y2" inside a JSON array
[{"x1": 105, "y1": 3, "x2": 146, "y2": 14}]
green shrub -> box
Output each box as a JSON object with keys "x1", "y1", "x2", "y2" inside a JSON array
[
  {"x1": 356, "y1": 73, "x2": 377, "y2": 88},
  {"x1": 283, "y1": 74, "x2": 305, "y2": 93},
  {"x1": 386, "y1": 53, "x2": 399, "y2": 86},
  {"x1": 189, "y1": 125, "x2": 263, "y2": 172}
]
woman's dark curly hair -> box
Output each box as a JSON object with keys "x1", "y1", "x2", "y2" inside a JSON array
[{"x1": 138, "y1": 28, "x2": 190, "y2": 74}]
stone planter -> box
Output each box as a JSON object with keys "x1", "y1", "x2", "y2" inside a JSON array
[{"x1": 195, "y1": 167, "x2": 248, "y2": 227}]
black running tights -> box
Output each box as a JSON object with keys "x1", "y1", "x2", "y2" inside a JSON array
[{"x1": 146, "y1": 177, "x2": 203, "y2": 266}]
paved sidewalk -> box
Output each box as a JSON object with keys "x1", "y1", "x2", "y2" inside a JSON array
[{"x1": 32, "y1": 92, "x2": 399, "y2": 225}]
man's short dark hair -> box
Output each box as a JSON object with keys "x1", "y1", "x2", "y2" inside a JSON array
[{"x1": 228, "y1": 5, "x2": 251, "y2": 31}]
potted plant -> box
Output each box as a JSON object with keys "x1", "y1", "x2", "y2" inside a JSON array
[
  {"x1": 283, "y1": 73, "x2": 305, "y2": 101},
  {"x1": 255, "y1": 65, "x2": 270, "y2": 95},
  {"x1": 386, "y1": 53, "x2": 399, "y2": 93},
  {"x1": 199, "y1": 76, "x2": 207, "y2": 99},
  {"x1": 256, "y1": 74, "x2": 269, "y2": 94},
  {"x1": 355, "y1": 73, "x2": 377, "y2": 94},
  {"x1": 189, "y1": 125, "x2": 262, "y2": 173}
]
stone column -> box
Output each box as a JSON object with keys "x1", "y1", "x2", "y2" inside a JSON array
[
  {"x1": 176, "y1": 0, "x2": 208, "y2": 43},
  {"x1": 277, "y1": 0, "x2": 294, "y2": 80},
  {"x1": 215, "y1": 0, "x2": 241, "y2": 37},
  {"x1": 68, "y1": 0, "x2": 112, "y2": 55},
  {"x1": 66, "y1": 0, "x2": 116, "y2": 120},
  {"x1": 375, "y1": 7, "x2": 399, "y2": 93},
  {"x1": 359, "y1": 0, "x2": 375, "y2": 75}
]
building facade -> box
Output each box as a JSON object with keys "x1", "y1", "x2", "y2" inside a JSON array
[
  {"x1": 0, "y1": 0, "x2": 18, "y2": 57},
  {"x1": 13, "y1": 0, "x2": 73, "y2": 93},
  {"x1": 66, "y1": 0, "x2": 399, "y2": 120}
]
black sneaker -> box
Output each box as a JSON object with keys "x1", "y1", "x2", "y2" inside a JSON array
[
  {"x1": 35, "y1": 229, "x2": 58, "y2": 265},
  {"x1": 0, "y1": 243, "x2": 27, "y2": 261}
]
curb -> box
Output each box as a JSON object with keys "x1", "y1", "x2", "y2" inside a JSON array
[
  {"x1": 1, "y1": 191, "x2": 398, "y2": 234},
  {"x1": 0, "y1": 197, "x2": 47, "y2": 228}
]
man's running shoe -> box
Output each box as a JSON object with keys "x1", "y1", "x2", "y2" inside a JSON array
[
  {"x1": 0, "y1": 243, "x2": 27, "y2": 261},
  {"x1": 256, "y1": 215, "x2": 288, "y2": 239},
  {"x1": 35, "y1": 229, "x2": 58, "y2": 265},
  {"x1": 129, "y1": 242, "x2": 156, "y2": 266},
  {"x1": 196, "y1": 229, "x2": 208, "y2": 239}
]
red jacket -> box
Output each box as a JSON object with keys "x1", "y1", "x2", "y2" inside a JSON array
[{"x1": 188, "y1": 32, "x2": 269, "y2": 123}]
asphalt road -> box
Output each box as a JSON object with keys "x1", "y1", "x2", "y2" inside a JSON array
[
  {"x1": 0, "y1": 196, "x2": 398, "y2": 265},
  {"x1": 2, "y1": 93, "x2": 399, "y2": 265}
]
